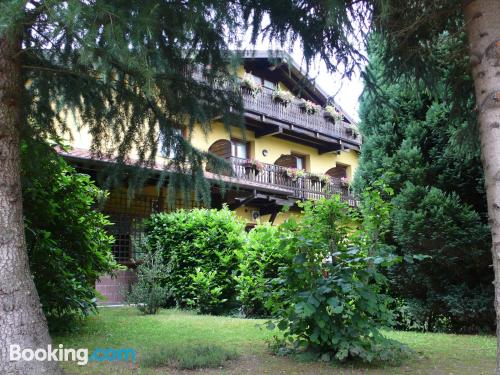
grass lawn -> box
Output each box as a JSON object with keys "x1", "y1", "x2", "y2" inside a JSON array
[{"x1": 54, "y1": 307, "x2": 495, "y2": 374}]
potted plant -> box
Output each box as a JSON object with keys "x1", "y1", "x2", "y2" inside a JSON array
[
  {"x1": 324, "y1": 105, "x2": 343, "y2": 123},
  {"x1": 283, "y1": 168, "x2": 305, "y2": 182},
  {"x1": 310, "y1": 173, "x2": 331, "y2": 187},
  {"x1": 340, "y1": 176, "x2": 350, "y2": 188},
  {"x1": 241, "y1": 158, "x2": 264, "y2": 175},
  {"x1": 299, "y1": 99, "x2": 321, "y2": 115},
  {"x1": 272, "y1": 88, "x2": 294, "y2": 106},
  {"x1": 346, "y1": 125, "x2": 360, "y2": 138},
  {"x1": 240, "y1": 73, "x2": 262, "y2": 97}
]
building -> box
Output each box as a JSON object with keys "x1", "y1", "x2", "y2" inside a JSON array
[{"x1": 58, "y1": 51, "x2": 361, "y2": 303}]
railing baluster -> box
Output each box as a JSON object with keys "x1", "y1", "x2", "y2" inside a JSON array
[{"x1": 226, "y1": 156, "x2": 356, "y2": 206}]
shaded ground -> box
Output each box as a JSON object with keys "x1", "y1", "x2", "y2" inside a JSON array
[{"x1": 54, "y1": 307, "x2": 495, "y2": 375}]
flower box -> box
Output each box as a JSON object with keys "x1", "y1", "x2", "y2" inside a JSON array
[
  {"x1": 299, "y1": 99, "x2": 321, "y2": 115},
  {"x1": 272, "y1": 89, "x2": 294, "y2": 106}
]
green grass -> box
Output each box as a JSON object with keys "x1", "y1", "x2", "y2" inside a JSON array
[
  {"x1": 54, "y1": 307, "x2": 496, "y2": 374},
  {"x1": 142, "y1": 344, "x2": 238, "y2": 369}
]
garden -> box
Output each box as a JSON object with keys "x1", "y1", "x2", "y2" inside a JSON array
[{"x1": 28, "y1": 149, "x2": 494, "y2": 373}]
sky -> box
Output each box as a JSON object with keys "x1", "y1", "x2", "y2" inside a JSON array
[
  {"x1": 241, "y1": 34, "x2": 365, "y2": 122},
  {"x1": 287, "y1": 49, "x2": 364, "y2": 122}
]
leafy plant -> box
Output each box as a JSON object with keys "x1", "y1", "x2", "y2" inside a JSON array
[
  {"x1": 234, "y1": 224, "x2": 288, "y2": 317},
  {"x1": 127, "y1": 249, "x2": 168, "y2": 315},
  {"x1": 309, "y1": 173, "x2": 331, "y2": 185},
  {"x1": 240, "y1": 73, "x2": 262, "y2": 97},
  {"x1": 284, "y1": 168, "x2": 305, "y2": 181},
  {"x1": 22, "y1": 139, "x2": 119, "y2": 331},
  {"x1": 187, "y1": 268, "x2": 227, "y2": 314},
  {"x1": 142, "y1": 207, "x2": 245, "y2": 314},
  {"x1": 324, "y1": 105, "x2": 343, "y2": 122},
  {"x1": 267, "y1": 191, "x2": 409, "y2": 363},
  {"x1": 272, "y1": 88, "x2": 295, "y2": 105},
  {"x1": 340, "y1": 176, "x2": 350, "y2": 187},
  {"x1": 242, "y1": 158, "x2": 265, "y2": 172},
  {"x1": 299, "y1": 99, "x2": 321, "y2": 115}
]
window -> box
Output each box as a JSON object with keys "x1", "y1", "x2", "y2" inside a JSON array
[
  {"x1": 247, "y1": 72, "x2": 276, "y2": 90},
  {"x1": 159, "y1": 128, "x2": 182, "y2": 159},
  {"x1": 231, "y1": 139, "x2": 249, "y2": 159},
  {"x1": 262, "y1": 79, "x2": 276, "y2": 90},
  {"x1": 293, "y1": 154, "x2": 306, "y2": 170}
]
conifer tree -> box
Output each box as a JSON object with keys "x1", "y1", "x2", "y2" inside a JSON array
[
  {"x1": 355, "y1": 35, "x2": 493, "y2": 332},
  {"x1": 1, "y1": 1, "x2": 499, "y2": 373}
]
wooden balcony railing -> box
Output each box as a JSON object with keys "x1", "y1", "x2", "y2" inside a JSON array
[
  {"x1": 241, "y1": 87, "x2": 361, "y2": 144},
  {"x1": 229, "y1": 157, "x2": 357, "y2": 204},
  {"x1": 189, "y1": 67, "x2": 361, "y2": 145}
]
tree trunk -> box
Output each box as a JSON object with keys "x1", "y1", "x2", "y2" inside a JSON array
[
  {"x1": 464, "y1": 1, "x2": 500, "y2": 373},
  {"x1": 0, "y1": 37, "x2": 62, "y2": 374}
]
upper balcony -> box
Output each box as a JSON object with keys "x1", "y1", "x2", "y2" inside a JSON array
[
  {"x1": 191, "y1": 65, "x2": 361, "y2": 153},
  {"x1": 241, "y1": 86, "x2": 361, "y2": 152}
]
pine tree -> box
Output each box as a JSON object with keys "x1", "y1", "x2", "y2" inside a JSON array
[
  {"x1": 355, "y1": 35, "x2": 493, "y2": 332},
  {"x1": 1, "y1": 1, "x2": 499, "y2": 373}
]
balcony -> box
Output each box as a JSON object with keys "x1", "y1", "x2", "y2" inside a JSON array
[
  {"x1": 241, "y1": 87, "x2": 361, "y2": 149},
  {"x1": 227, "y1": 157, "x2": 357, "y2": 206},
  {"x1": 190, "y1": 67, "x2": 361, "y2": 151}
]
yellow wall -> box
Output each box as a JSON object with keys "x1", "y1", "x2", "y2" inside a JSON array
[
  {"x1": 190, "y1": 121, "x2": 359, "y2": 178},
  {"x1": 61, "y1": 63, "x2": 359, "y2": 225}
]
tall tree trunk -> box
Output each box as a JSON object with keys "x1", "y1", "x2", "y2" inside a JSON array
[
  {"x1": 0, "y1": 37, "x2": 62, "y2": 374},
  {"x1": 464, "y1": 0, "x2": 500, "y2": 373}
]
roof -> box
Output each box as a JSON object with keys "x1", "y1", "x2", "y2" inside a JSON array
[{"x1": 238, "y1": 50, "x2": 357, "y2": 125}]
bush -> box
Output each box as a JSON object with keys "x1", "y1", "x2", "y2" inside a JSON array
[
  {"x1": 21, "y1": 140, "x2": 118, "y2": 331},
  {"x1": 389, "y1": 184, "x2": 494, "y2": 333},
  {"x1": 127, "y1": 249, "x2": 168, "y2": 314},
  {"x1": 143, "y1": 207, "x2": 245, "y2": 314},
  {"x1": 268, "y1": 190, "x2": 409, "y2": 363},
  {"x1": 234, "y1": 223, "x2": 288, "y2": 317}
]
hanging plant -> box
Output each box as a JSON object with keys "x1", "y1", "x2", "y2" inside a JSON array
[
  {"x1": 340, "y1": 176, "x2": 350, "y2": 188},
  {"x1": 283, "y1": 168, "x2": 305, "y2": 181},
  {"x1": 241, "y1": 158, "x2": 264, "y2": 175},
  {"x1": 272, "y1": 88, "x2": 294, "y2": 106},
  {"x1": 309, "y1": 173, "x2": 331, "y2": 187},
  {"x1": 324, "y1": 105, "x2": 343, "y2": 123},
  {"x1": 346, "y1": 124, "x2": 360, "y2": 138},
  {"x1": 299, "y1": 99, "x2": 321, "y2": 115},
  {"x1": 240, "y1": 73, "x2": 262, "y2": 97}
]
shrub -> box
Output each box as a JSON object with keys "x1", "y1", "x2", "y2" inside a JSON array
[
  {"x1": 268, "y1": 190, "x2": 409, "y2": 363},
  {"x1": 234, "y1": 224, "x2": 288, "y2": 317},
  {"x1": 21, "y1": 140, "x2": 118, "y2": 331},
  {"x1": 389, "y1": 184, "x2": 494, "y2": 333},
  {"x1": 143, "y1": 207, "x2": 245, "y2": 314},
  {"x1": 127, "y1": 249, "x2": 168, "y2": 314}
]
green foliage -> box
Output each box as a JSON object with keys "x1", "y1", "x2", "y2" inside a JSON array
[
  {"x1": 187, "y1": 268, "x2": 227, "y2": 314},
  {"x1": 269, "y1": 194, "x2": 408, "y2": 363},
  {"x1": 142, "y1": 207, "x2": 245, "y2": 314},
  {"x1": 127, "y1": 249, "x2": 168, "y2": 315},
  {"x1": 21, "y1": 139, "x2": 118, "y2": 330},
  {"x1": 355, "y1": 37, "x2": 493, "y2": 333},
  {"x1": 142, "y1": 343, "x2": 238, "y2": 369},
  {"x1": 234, "y1": 224, "x2": 288, "y2": 317}
]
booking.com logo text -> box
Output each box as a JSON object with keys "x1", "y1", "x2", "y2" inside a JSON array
[{"x1": 9, "y1": 344, "x2": 136, "y2": 366}]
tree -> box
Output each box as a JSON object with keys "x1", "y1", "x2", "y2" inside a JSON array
[
  {"x1": 0, "y1": 0, "x2": 499, "y2": 373},
  {"x1": 22, "y1": 138, "x2": 118, "y2": 330},
  {"x1": 354, "y1": 36, "x2": 494, "y2": 333}
]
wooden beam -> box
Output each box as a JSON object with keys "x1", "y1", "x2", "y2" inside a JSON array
[
  {"x1": 255, "y1": 125, "x2": 282, "y2": 138},
  {"x1": 269, "y1": 210, "x2": 279, "y2": 225}
]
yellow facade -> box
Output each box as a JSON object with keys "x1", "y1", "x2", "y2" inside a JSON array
[
  {"x1": 190, "y1": 121, "x2": 358, "y2": 178},
  {"x1": 61, "y1": 61, "x2": 360, "y2": 226}
]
